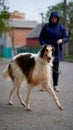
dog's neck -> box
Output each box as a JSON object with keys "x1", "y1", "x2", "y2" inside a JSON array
[
  {"x1": 38, "y1": 57, "x2": 48, "y2": 66},
  {"x1": 35, "y1": 53, "x2": 49, "y2": 66}
]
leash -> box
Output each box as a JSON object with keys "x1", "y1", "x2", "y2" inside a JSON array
[
  {"x1": 53, "y1": 66, "x2": 61, "y2": 75},
  {"x1": 53, "y1": 44, "x2": 61, "y2": 75},
  {"x1": 58, "y1": 44, "x2": 61, "y2": 75}
]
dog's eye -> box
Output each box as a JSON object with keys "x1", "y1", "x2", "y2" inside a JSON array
[{"x1": 45, "y1": 48, "x2": 48, "y2": 52}]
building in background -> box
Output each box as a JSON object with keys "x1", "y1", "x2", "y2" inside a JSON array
[
  {"x1": 0, "y1": 11, "x2": 38, "y2": 58},
  {"x1": 8, "y1": 19, "x2": 38, "y2": 48},
  {"x1": 10, "y1": 10, "x2": 25, "y2": 19},
  {"x1": 26, "y1": 24, "x2": 42, "y2": 47},
  {"x1": 8, "y1": 10, "x2": 38, "y2": 50}
]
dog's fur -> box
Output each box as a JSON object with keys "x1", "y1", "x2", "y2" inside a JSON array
[{"x1": 3, "y1": 45, "x2": 63, "y2": 111}]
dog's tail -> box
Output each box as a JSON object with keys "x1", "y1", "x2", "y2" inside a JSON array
[{"x1": 3, "y1": 63, "x2": 14, "y2": 81}]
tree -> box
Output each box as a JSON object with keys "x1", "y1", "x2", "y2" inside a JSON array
[
  {"x1": 45, "y1": 1, "x2": 73, "y2": 39},
  {"x1": 0, "y1": 0, "x2": 10, "y2": 35}
]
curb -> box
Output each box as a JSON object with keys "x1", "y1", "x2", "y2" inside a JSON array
[{"x1": 64, "y1": 59, "x2": 73, "y2": 63}]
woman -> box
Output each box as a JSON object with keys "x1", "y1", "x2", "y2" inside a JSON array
[{"x1": 39, "y1": 11, "x2": 68, "y2": 92}]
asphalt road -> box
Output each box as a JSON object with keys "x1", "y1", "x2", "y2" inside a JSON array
[{"x1": 0, "y1": 59, "x2": 73, "y2": 130}]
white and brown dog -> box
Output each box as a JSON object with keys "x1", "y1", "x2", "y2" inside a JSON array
[{"x1": 3, "y1": 45, "x2": 63, "y2": 111}]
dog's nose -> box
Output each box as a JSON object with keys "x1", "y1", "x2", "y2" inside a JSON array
[{"x1": 48, "y1": 57, "x2": 51, "y2": 60}]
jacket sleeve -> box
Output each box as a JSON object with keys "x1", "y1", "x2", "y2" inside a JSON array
[
  {"x1": 61, "y1": 25, "x2": 69, "y2": 44},
  {"x1": 39, "y1": 24, "x2": 47, "y2": 45}
]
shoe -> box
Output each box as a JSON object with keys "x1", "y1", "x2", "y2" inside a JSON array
[{"x1": 54, "y1": 85, "x2": 60, "y2": 92}]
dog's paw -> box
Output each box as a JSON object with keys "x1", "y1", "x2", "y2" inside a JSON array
[
  {"x1": 58, "y1": 104, "x2": 64, "y2": 110},
  {"x1": 8, "y1": 101, "x2": 13, "y2": 105},
  {"x1": 26, "y1": 107, "x2": 32, "y2": 112}
]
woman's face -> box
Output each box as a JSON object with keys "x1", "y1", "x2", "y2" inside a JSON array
[{"x1": 50, "y1": 16, "x2": 58, "y2": 23}]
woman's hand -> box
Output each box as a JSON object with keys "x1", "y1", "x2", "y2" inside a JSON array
[{"x1": 57, "y1": 39, "x2": 62, "y2": 44}]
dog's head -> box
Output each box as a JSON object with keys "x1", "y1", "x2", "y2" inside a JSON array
[{"x1": 40, "y1": 45, "x2": 54, "y2": 65}]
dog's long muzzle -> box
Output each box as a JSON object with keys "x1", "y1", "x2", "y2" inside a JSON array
[
  {"x1": 47, "y1": 57, "x2": 52, "y2": 62},
  {"x1": 46, "y1": 55, "x2": 52, "y2": 62}
]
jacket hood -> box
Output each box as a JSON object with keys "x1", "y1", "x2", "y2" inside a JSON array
[{"x1": 49, "y1": 11, "x2": 60, "y2": 22}]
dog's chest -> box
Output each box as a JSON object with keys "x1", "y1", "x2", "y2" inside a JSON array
[{"x1": 32, "y1": 61, "x2": 49, "y2": 78}]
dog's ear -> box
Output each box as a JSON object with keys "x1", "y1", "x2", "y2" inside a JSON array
[
  {"x1": 51, "y1": 46, "x2": 55, "y2": 56},
  {"x1": 52, "y1": 47, "x2": 55, "y2": 52},
  {"x1": 40, "y1": 45, "x2": 47, "y2": 58}
]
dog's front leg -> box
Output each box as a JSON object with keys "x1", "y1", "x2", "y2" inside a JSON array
[
  {"x1": 45, "y1": 83, "x2": 63, "y2": 110},
  {"x1": 26, "y1": 85, "x2": 32, "y2": 112}
]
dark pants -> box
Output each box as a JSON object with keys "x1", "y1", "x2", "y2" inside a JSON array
[{"x1": 52, "y1": 61, "x2": 59, "y2": 87}]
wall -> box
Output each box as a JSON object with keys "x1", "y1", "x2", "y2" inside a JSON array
[
  {"x1": 26, "y1": 38, "x2": 39, "y2": 47},
  {"x1": 7, "y1": 28, "x2": 32, "y2": 48}
]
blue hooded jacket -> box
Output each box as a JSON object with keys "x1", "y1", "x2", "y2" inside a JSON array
[{"x1": 39, "y1": 11, "x2": 68, "y2": 61}]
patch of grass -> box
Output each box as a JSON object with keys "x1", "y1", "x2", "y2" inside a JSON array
[{"x1": 65, "y1": 55, "x2": 73, "y2": 60}]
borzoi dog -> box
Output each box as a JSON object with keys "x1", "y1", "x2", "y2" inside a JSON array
[{"x1": 3, "y1": 45, "x2": 63, "y2": 111}]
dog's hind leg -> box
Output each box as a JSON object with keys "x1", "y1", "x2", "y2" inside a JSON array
[
  {"x1": 16, "y1": 82, "x2": 26, "y2": 107},
  {"x1": 8, "y1": 84, "x2": 17, "y2": 105},
  {"x1": 26, "y1": 85, "x2": 32, "y2": 111},
  {"x1": 9, "y1": 77, "x2": 26, "y2": 107},
  {"x1": 45, "y1": 83, "x2": 63, "y2": 110}
]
